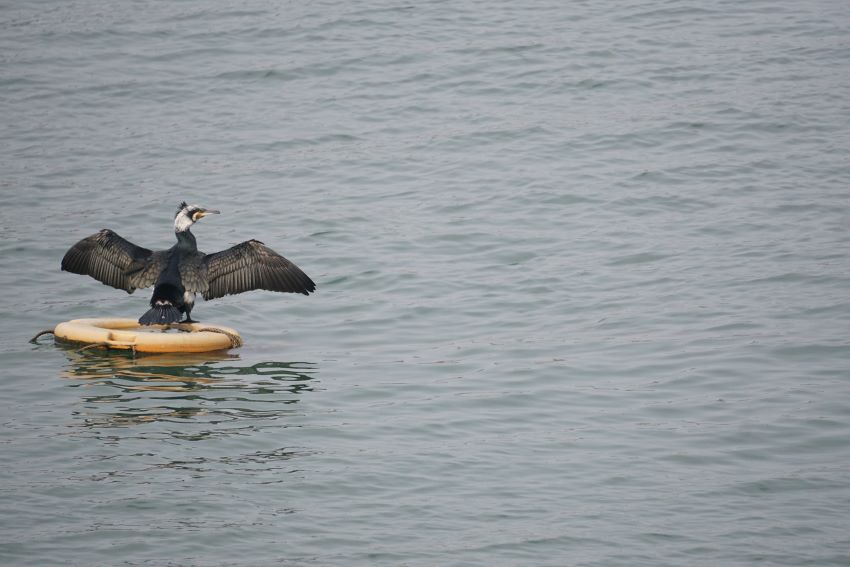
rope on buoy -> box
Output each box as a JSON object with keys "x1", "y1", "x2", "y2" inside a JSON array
[
  {"x1": 195, "y1": 327, "x2": 243, "y2": 348},
  {"x1": 78, "y1": 342, "x2": 110, "y2": 353},
  {"x1": 30, "y1": 329, "x2": 55, "y2": 343},
  {"x1": 77, "y1": 341, "x2": 137, "y2": 357}
]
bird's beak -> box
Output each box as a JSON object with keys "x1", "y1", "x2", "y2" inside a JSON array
[{"x1": 197, "y1": 209, "x2": 220, "y2": 219}]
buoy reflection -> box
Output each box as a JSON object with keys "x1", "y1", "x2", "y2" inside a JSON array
[{"x1": 59, "y1": 345, "x2": 318, "y2": 430}]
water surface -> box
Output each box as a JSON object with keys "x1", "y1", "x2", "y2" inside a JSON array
[{"x1": 2, "y1": 0, "x2": 850, "y2": 565}]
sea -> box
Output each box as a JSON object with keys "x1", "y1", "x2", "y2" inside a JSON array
[{"x1": 2, "y1": 0, "x2": 850, "y2": 565}]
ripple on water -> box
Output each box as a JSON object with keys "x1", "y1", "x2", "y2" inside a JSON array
[{"x1": 59, "y1": 349, "x2": 318, "y2": 434}]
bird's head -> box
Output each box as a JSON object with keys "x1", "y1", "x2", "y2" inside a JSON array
[{"x1": 174, "y1": 201, "x2": 220, "y2": 232}]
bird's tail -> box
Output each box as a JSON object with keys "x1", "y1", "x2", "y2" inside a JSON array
[
  {"x1": 138, "y1": 302, "x2": 182, "y2": 325},
  {"x1": 139, "y1": 283, "x2": 183, "y2": 325}
]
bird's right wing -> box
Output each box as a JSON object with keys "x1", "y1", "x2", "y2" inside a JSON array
[
  {"x1": 61, "y1": 229, "x2": 167, "y2": 293},
  {"x1": 201, "y1": 239, "x2": 316, "y2": 300}
]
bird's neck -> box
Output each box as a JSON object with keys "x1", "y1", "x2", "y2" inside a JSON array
[{"x1": 175, "y1": 227, "x2": 197, "y2": 251}]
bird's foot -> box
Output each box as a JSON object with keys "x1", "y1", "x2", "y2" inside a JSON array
[{"x1": 180, "y1": 318, "x2": 198, "y2": 324}]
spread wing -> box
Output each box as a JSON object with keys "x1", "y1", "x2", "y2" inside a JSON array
[
  {"x1": 202, "y1": 239, "x2": 316, "y2": 300},
  {"x1": 61, "y1": 229, "x2": 167, "y2": 293}
]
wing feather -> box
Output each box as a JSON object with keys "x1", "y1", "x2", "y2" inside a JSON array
[
  {"x1": 178, "y1": 252, "x2": 208, "y2": 294},
  {"x1": 61, "y1": 229, "x2": 165, "y2": 293},
  {"x1": 202, "y1": 239, "x2": 316, "y2": 300}
]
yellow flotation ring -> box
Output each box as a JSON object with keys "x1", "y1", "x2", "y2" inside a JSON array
[{"x1": 52, "y1": 318, "x2": 242, "y2": 353}]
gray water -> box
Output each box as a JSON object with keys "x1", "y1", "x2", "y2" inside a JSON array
[{"x1": 2, "y1": 0, "x2": 850, "y2": 565}]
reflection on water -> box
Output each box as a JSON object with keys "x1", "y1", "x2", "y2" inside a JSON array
[{"x1": 59, "y1": 346, "x2": 318, "y2": 432}]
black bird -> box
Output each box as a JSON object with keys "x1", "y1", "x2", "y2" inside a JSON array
[{"x1": 61, "y1": 202, "x2": 316, "y2": 325}]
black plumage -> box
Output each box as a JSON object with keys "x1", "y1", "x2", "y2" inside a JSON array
[{"x1": 61, "y1": 202, "x2": 315, "y2": 324}]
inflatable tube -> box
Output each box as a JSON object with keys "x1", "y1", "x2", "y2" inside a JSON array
[{"x1": 53, "y1": 318, "x2": 242, "y2": 353}]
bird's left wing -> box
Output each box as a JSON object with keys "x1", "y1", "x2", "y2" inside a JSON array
[
  {"x1": 201, "y1": 239, "x2": 316, "y2": 300},
  {"x1": 61, "y1": 229, "x2": 166, "y2": 293}
]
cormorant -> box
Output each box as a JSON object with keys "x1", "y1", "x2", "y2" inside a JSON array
[{"x1": 61, "y1": 202, "x2": 316, "y2": 325}]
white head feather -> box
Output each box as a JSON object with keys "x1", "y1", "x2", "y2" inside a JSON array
[{"x1": 174, "y1": 202, "x2": 199, "y2": 233}]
